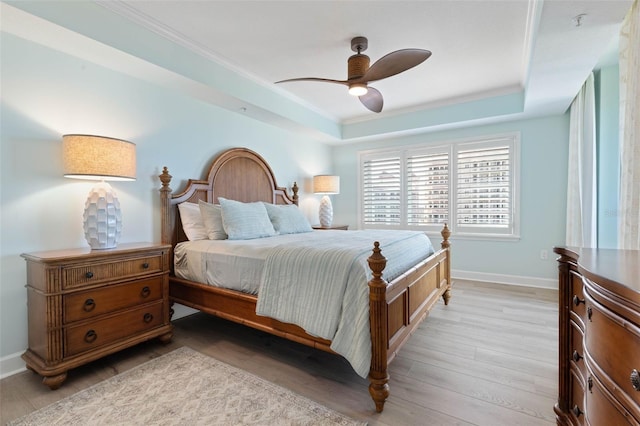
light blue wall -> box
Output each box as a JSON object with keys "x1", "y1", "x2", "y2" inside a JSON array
[
  {"x1": 0, "y1": 33, "x2": 331, "y2": 367},
  {"x1": 332, "y1": 114, "x2": 570, "y2": 281},
  {"x1": 594, "y1": 65, "x2": 620, "y2": 249}
]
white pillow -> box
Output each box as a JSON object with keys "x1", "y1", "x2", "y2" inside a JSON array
[
  {"x1": 198, "y1": 200, "x2": 228, "y2": 240},
  {"x1": 263, "y1": 203, "x2": 312, "y2": 235},
  {"x1": 218, "y1": 197, "x2": 276, "y2": 240},
  {"x1": 177, "y1": 202, "x2": 209, "y2": 241}
]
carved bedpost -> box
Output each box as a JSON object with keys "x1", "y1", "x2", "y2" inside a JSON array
[
  {"x1": 292, "y1": 182, "x2": 299, "y2": 205},
  {"x1": 159, "y1": 167, "x2": 173, "y2": 245},
  {"x1": 367, "y1": 241, "x2": 389, "y2": 413},
  {"x1": 441, "y1": 223, "x2": 452, "y2": 305}
]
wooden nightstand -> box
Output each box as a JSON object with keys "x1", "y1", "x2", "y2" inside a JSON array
[
  {"x1": 21, "y1": 243, "x2": 173, "y2": 389},
  {"x1": 312, "y1": 225, "x2": 349, "y2": 230}
]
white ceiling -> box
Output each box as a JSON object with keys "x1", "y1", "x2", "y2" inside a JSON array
[{"x1": 2, "y1": 0, "x2": 633, "y2": 141}]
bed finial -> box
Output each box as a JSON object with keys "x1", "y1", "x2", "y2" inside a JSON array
[
  {"x1": 441, "y1": 223, "x2": 451, "y2": 249},
  {"x1": 292, "y1": 182, "x2": 299, "y2": 205},
  {"x1": 159, "y1": 167, "x2": 173, "y2": 245},
  {"x1": 159, "y1": 167, "x2": 173, "y2": 191}
]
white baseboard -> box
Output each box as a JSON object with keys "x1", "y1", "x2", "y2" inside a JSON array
[
  {"x1": 452, "y1": 269, "x2": 557, "y2": 290},
  {"x1": 1, "y1": 351, "x2": 26, "y2": 379}
]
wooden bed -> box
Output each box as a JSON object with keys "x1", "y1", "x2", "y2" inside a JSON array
[{"x1": 159, "y1": 147, "x2": 452, "y2": 412}]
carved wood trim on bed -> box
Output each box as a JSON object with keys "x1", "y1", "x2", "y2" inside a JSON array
[{"x1": 159, "y1": 147, "x2": 452, "y2": 413}]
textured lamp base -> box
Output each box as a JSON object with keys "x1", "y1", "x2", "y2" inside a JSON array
[
  {"x1": 83, "y1": 181, "x2": 122, "y2": 249},
  {"x1": 319, "y1": 195, "x2": 333, "y2": 227}
]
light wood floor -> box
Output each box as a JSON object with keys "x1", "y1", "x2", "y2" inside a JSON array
[{"x1": 1, "y1": 280, "x2": 558, "y2": 425}]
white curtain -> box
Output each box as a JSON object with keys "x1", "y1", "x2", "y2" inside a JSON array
[
  {"x1": 619, "y1": 0, "x2": 640, "y2": 250},
  {"x1": 566, "y1": 73, "x2": 597, "y2": 248}
]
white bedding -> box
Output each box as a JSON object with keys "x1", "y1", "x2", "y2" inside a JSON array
[{"x1": 174, "y1": 229, "x2": 435, "y2": 377}]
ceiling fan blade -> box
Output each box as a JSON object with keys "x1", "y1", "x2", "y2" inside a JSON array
[
  {"x1": 363, "y1": 49, "x2": 431, "y2": 83},
  {"x1": 275, "y1": 77, "x2": 348, "y2": 85},
  {"x1": 359, "y1": 87, "x2": 383, "y2": 113}
]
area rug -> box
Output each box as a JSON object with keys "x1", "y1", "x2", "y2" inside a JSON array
[{"x1": 10, "y1": 347, "x2": 365, "y2": 426}]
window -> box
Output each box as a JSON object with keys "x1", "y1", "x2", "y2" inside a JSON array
[{"x1": 359, "y1": 133, "x2": 520, "y2": 239}]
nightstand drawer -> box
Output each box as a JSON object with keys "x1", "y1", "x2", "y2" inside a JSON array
[
  {"x1": 65, "y1": 301, "x2": 164, "y2": 357},
  {"x1": 62, "y1": 254, "x2": 163, "y2": 289},
  {"x1": 64, "y1": 277, "x2": 163, "y2": 323}
]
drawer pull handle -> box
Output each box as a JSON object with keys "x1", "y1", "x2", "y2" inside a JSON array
[
  {"x1": 572, "y1": 350, "x2": 583, "y2": 363},
  {"x1": 572, "y1": 295, "x2": 585, "y2": 306},
  {"x1": 143, "y1": 313, "x2": 153, "y2": 323},
  {"x1": 85, "y1": 271, "x2": 94, "y2": 279},
  {"x1": 631, "y1": 369, "x2": 640, "y2": 391},
  {"x1": 140, "y1": 286, "x2": 151, "y2": 298},
  {"x1": 142, "y1": 262, "x2": 149, "y2": 269},
  {"x1": 587, "y1": 307, "x2": 592, "y2": 321},
  {"x1": 588, "y1": 376, "x2": 593, "y2": 392},
  {"x1": 83, "y1": 298, "x2": 96, "y2": 312},
  {"x1": 571, "y1": 405, "x2": 583, "y2": 417},
  {"x1": 84, "y1": 330, "x2": 97, "y2": 343}
]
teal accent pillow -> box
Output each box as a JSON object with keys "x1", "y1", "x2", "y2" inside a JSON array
[
  {"x1": 198, "y1": 200, "x2": 228, "y2": 240},
  {"x1": 264, "y1": 203, "x2": 313, "y2": 235},
  {"x1": 218, "y1": 197, "x2": 277, "y2": 240}
]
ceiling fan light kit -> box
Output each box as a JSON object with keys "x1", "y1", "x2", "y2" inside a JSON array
[
  {"x1": 348, "y1": 83, "x2": 368, "y2": 96},
  {"x1": 275, "y1": 36, "x2": 431, "y2": 113}
]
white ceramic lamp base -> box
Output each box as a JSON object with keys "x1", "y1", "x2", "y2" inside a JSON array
[
  {"x1": 83, "y1": 181, "x2": 122, "y2": 250},
  {"x1": 319, "y1": 195, "x2": 333, "y2": 227}
]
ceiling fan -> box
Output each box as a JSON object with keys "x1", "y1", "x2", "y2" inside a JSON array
[{"x1": 275, "y1": 36, "x2": 431, "y2": 113}]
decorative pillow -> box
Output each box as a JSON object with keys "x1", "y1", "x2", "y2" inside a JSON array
[
  {"x1": 263, "y1": 203, "x2": 313, "y2": 235},
  {"x1": 177, "y1": 202, "x2": 209, "y2": 241},
  {"x1": 218, "y1": 197, "x2": 276, "y2": 240},
  {"x1": 198, "y1": 200, "x2": 228, "y2": 240}
]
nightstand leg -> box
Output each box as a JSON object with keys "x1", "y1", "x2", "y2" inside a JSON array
[{"x1": 42, "y1": 372, "x2": 67, "y2": 390}]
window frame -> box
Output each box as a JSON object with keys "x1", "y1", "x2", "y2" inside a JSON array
[{"x1": 358, "y1": 132, "x2": 521, "y2": 241}]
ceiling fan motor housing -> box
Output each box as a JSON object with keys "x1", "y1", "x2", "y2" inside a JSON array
[{"x1": 348, "y1": 54, "x2": 370, "y2": 80}]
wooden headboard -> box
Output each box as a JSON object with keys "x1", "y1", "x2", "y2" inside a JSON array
[{"x1": 159, "y1": 147, "x2": 299, "y2": 249}]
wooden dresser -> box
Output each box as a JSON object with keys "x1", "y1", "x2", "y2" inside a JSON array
[
  {"x1": 554, "y1": 247, "x2": 640, "y2": 425},
  {"x1": 21, "y1": 243, "x2": 173, "y2": 389}
]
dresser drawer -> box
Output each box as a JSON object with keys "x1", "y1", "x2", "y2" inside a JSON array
[
  {"x1": 570, "y1": 368, "x2": 586, "y2": 425},
  {"x1": 586, "y1": 371, "x2": 640, "y2": 426},
  {"x1": 585, "y1": 295, "x2": 640, "y2": 408},
  {"x1": 569, "y1": 271, "x2": 588, "y2": 327},
  {"x1": 64, "y1": 277, "x2": 163, "y2": 323},
  {"x1": 62, "y1": 254, "x2": 163, "y2": 289},
  {"x1": 65, "y1": 301, "x2": 164, "y2": 357},
  {"x1": 570, "y1": 320, "x2": 586, "y2": 379}
]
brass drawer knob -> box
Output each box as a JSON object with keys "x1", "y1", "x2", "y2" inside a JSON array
[
  {"x1": 83, "y1": 298, "x2": 96, "y2": 312},
  {"x1": 573, "y1": 295, "x2": 585, "y2": 306},
  {"x1": 143, "y1": 313, "x2": 153, "y2": 323},
  {"x1": 84, "y1": 329, "x2": 97, "y2": 344},
  {"x1": 85, "y1": 271, "x2": 94, "y2": 279},
  {"x1": 572, "y1": 350, "x2": 583, "y2": 363},
  {"x1": 140, "y1": 286, "x2": 151, "y2": 298},
  {"x1": 631, "y1": 369, "x2": 640, "y2": 391},
  {"x1": 142, "y1": 262, "x2": 149, "y2": 269}
]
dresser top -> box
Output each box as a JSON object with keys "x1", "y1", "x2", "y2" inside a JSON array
[
  {"x1": 21, "y1": 242, "x2": 171, "y2": 262},
  {"x1": 554, "y1": 247, "x2": 640, "y2": 299}
]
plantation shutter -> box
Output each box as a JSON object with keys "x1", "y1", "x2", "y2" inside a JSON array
[
  {"x1": 456, "y1": 145, "x2": 511, "y2": 228},
  {"x1": 362, "y1": 156, "x2": 401, "y2": 225},
  {"x1": 406, "y1": 151, "x2": 449, "y2": 226}
]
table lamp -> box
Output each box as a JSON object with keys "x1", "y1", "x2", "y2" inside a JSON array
[
  {"x1": 313, "y1": 175, "x2": 340, "y2": 227},
  {"x1": 63, "y1": 134, "x2": 136, "y2": 249}
]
